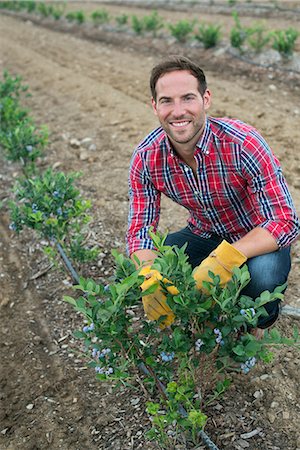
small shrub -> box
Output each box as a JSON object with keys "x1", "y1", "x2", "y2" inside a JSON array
[
  {"x1": 66, "y1": 10, "x2": 85, "y2": 24},
  {"x1": 247, "y1": 24, "x2": 270, "y2": 53},
  {"x1": 169, "y1": 19, "x2": 195, "y2": 43},
  {"x1": 143, "y1": 10, "x2": 164, "y2": 36},
  {"x1": 37, "y1": 2, "x2": 53, "y2": 18},
  {"x1": 91, "y1": 9, "x2": 110, "y2": 25},
  {"x1": 195, "y1": 23, "x2": 221, "y2": 48},
  {"x1": 115, "y1": 13, "x2": 128, "y2": 26},
  {"x1": 0, "y1": 69, "x2": 28, "y2": 102},
  {"x1": 51, "y1": 5, "x2": 65, "y2": 21},
  {"x1": 9, "y1": 168, "x2": 97, "y2": 263},
  {"x1": 230, "y1": 11, "x2": 251, "y2": 52},
  {"x1": 131, "y1": 15, "x2": 144, "y2": 35},
  {"x1": 0, "y1": 120, "x2": 48, "y2": 175},
  {"x1": 271, "y1": 27, "x2": 299, "y2": 57},
  {"x1": 0, "y1": 97, "x2": 29, "y2": 132},
  {"x1": 64, "y1": 230, "x2": 298, "y2": 448}
]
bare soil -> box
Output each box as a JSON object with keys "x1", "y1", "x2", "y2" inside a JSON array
[{"x1": 0, "y1": 2, "x2": 300, "y2": 449}]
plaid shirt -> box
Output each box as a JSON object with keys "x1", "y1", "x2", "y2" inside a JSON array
[{"x1": 127, "y1": 117, "x2": 299, "y2": 255}]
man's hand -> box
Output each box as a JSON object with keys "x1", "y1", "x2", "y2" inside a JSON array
[
  {"x1": 193, "y1": 240, "x2": 247, "y2": 292},
  {"x1": 139, "y1": 266, "x2": 178, "y2": 328}
]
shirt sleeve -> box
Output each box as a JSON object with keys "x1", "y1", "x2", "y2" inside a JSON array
[
  {"x1": 126, "y1": 149, "x2": 161, "y2": 255},
  {"x1": 241, "y1": 130, "x2": 300, "y2": 247}
]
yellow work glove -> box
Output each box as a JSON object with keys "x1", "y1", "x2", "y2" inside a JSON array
[
  {"x1": 193, "y1": 240, "x2": 247, "y2": 292},
  {"x1": 139, "y1": 266, "x2": 178, "y2": 328}
]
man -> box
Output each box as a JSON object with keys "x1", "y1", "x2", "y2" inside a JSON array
[{"x1": 127, "y1": 55, "x2": 299, "y2": 331}]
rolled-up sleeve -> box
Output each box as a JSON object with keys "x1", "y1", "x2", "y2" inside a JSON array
[
  {"x1": 241, "y1": 131, "x2": 300, "y2": 247},
  {"x1": 126, "y1": 149, "x2": 161, "y2": 255}
]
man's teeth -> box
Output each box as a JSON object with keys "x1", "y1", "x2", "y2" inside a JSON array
[{"x1": 171, "y1": 121, "x2": 189, "y2": 127}]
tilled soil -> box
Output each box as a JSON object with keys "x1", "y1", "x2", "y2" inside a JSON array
[{"x1": 0, "y1": 3, "x2": 300, "y2": 450}]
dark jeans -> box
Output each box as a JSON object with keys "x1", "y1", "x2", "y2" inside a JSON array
[{"x1": 165, "y1": 227, "x2": 291, "y2": 328}]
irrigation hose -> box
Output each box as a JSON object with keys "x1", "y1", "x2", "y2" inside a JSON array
[
  {"x1": 138, "y1": 362, "x2": 221, "y2": 450},
  {"x1": 55, "y1": 245, "x2": 221, "y2": 450}
]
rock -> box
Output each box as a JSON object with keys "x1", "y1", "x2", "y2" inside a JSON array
[
  {"x1": 236, "y1": 439, "x2": 250, "y2": 448},
  {"x1": 70, "y1": 138, "x2": 81, "y2": 148},
  {"x1": 80, "y1": 137, "x2": 93, "y2": 148},
  {"x1": 282, "y1": 411, "x2": 290, "y2": 420},
  {"x1": 79, "y1": 149, "x2": 89, "y2": 161},
  {"x1": 271, "y1": 401, "x2": 279, "y2": 408},
  {"x1": 253, "y1": 389, "x2": 264, "y2": 399},
  {"x1": 26, "y1": 403, "x2": 34, "y2": 410},
  {"x1": 269, "y1": 84, "x2": 277, "y2": 91},
  {"x1": 267, "y1": 412, "x2": 276, "y2": 423},
  {"x1": 88, "y1": 143, "x2": 97, "y2": 152}
]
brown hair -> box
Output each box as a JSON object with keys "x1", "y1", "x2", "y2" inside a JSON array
[{"x1": 150, "y1": 55, "x2": 207, "y2": 101}]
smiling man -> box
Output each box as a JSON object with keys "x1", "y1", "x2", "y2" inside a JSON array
[{"x1": 126, "y1": 55, "x2": 299, "y2": 332}]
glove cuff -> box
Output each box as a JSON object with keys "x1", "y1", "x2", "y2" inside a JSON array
[{"x1": 211, "y1": 240, "x2": 247, "y2": 270}]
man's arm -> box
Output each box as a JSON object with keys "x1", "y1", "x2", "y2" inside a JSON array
[
  {"x1": 231, "y1": 226, "x2": 278, "y2": 259},
  {"x1": 131, "y1": 249, "x2": 157, "y2": 269}
]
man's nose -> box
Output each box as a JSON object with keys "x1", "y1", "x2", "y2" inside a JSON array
[{"x1": 172, "y1": 101, "x2": 186, "y2": 118}]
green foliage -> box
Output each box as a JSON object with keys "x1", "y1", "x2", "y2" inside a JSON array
[
  {"x1": 194, "y1": 23, "x2": 222, "y2": 48},
  {"x1": 169, "y1": 19, "x2": 195, "y2": 43},
  {"x1": 131, "y1": 15, "x2": 144, "y2": 35},
  {"x1": 230, "y1": 11, "x2": 251, "y2": 52},
  {"x1": 247, "y1": 23, "x2": 270, "y2": 53},
  {"x1": 91, "y1": 9, "x2": 110, "y2": 25},
  {"x1": 66, "y1": 10, "x2": 85, "y2": 24},
  {"x1": 64, "y1": 231, "x2": 298, "y2": 447},
  {"x1": 143, "y1": 10, "x2": 164, "y2": 36},
  {"x1": 37, "y1": 2, "x2": 53, "y2": 18},
  {"x1": 115, "y1": 13, "x2": 128, "y2": 27},
  {"x1": 0, "y1": 69, "x2": 28, "y2": 101},
  {"x1": 228, "y1": 0, "x2": 237, "y2": 5},
  {"x1": 0, "y1": 120, "x2": 48, "y2": 176},
  {"x1": 51, "y1": 5, "x2": 65, "y2": 21},
  {"x1": 271, "y1": 27, "x2": 299, "y2": 57},
  {"x1": 0, "y1": 96, "x2": 29, "y2": 132},
  {"x1": 9, "y1": 168, "x2": 97, "y2": 263}
]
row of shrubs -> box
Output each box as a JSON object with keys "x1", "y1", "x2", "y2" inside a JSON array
[
  {"x1": 0, "y1": 1, "x2": 298, "y2": 56},
  {"x1": 0, "y1": 70, "x2": 98, "y2": 266}
]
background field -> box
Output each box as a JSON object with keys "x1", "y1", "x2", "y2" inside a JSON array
[{"x1": 0, "y1": 1, "x2": 300, "y2": 449}]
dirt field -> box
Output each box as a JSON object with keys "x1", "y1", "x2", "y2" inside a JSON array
[{"x1": 0, "y1": 2, "x2": 300, "y2": 449}]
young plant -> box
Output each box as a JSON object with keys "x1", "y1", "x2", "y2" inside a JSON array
[
  {"x1": 37, "y1": 2, "x2": 53, "y2": 18},
  {"x1": 271, "y1": 27, "x2": 299, "y2": 57},
  {"x1": 230, "y1": 11, "x2": 251, "y2": 53},
  {"x1": 91, "y1": 9, "x2": 110, "y2": 26},
  {"x1": 66, "y1": 10, "x2": 85, "y2": 25},
  {"x1": 115, "y1": 13, "x2": 128, "y2": 27},
  {"x1": 247, "y1": 23, "x2": 270, "y2": 53},
  {"x1": 0, "y1": 120, "x2": 48, "y2": 176},
  {"x1": 9, "y1": 168, "x2": 97, "y2": 263},
  {"x1": 143, "y1": 10, "x2": 164, "y2": 37},
  {"x1": 51, "y1": 5, "x2": 65, "y2": 21},
  {"x1": 131, "y1": 15, "x2": 144, "y2": 35},
  {"x1": 0, "y1": 96, "x2": 29, "y2": 132},
  {"x1": 169, "y1": 19, "x2": 195, "y2": 43},
  {"x1": 0, "y1": 69, "x2": 28, "y2": 102},
  {"x1": 194, "y1": 23, "x2": 222, "y2": 48},
  {"x1": 64, "y1": 231, "x2": 298, "y2": 448}
]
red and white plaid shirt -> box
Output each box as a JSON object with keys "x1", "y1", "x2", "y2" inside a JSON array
[{"x1": 127, "y1": 117, "x2": 299, "y2": 255}]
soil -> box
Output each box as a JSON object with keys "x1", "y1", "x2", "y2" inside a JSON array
[{"x1": 0, "y1": 2, "x2": 300, "y2": 450}]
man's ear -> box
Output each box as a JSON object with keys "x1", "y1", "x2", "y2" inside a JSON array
[
  {"x1": 151, "y1": 97, "x2": 158, "y2": 116},
  {"x1": 203, "y1": 89, "x2": 212, "y2": 112}
]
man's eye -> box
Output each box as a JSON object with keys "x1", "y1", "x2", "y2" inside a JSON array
[
  {"x1": 160, "y1": 99, "x2": 170, "y2": 104},
  {"x1": 184, "y1": 96, "x2": 194, "y2": 101}
]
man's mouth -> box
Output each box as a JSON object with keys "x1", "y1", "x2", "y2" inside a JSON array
[{"x1": 170, "y1": 120, "x2": 190, "y2": 128}]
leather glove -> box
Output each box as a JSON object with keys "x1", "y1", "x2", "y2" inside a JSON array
[
  {"x1": 193, "y1": 240, "x2": 247, "y2": 292},
  {"x1": 139, "y1": 266, "x2": 178, "y2": 328}
]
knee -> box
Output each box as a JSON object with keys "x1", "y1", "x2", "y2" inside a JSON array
[{"x1": 242, "y1": 249, "x2": 291, "y2": 298}]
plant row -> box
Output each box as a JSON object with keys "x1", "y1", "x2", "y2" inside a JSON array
[
  {"x1": 1, "y1": 70, "x2": 299, "y2": 449},
  {"x1": 0, "y1": 1, "x2": 299, "y2": 56},
  {"x1": 0, "y1": 70, "x2": 98, "y2": 266}
]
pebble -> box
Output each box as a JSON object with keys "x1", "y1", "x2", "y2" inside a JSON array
[
  {"x1": 269, "y1": 84, "x2": 277, "y2": 91},
  {"x1": 70, "y1": 138, "x2": 81, "y2": 148},
  {"x1": 26, "y1": 403, "x2": 34, "y2": 410},
  {"x1": 253, "y1": 389, "x2": 264, "y2": 399}
]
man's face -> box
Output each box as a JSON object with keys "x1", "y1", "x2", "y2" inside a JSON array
[{"x1": 152, "y1": 70, "x2": 211, "y2": 150}]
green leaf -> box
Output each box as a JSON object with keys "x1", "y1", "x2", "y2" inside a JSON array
[{"x1": 63, "y1": 295, "x2": 77, "y2": 306}]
